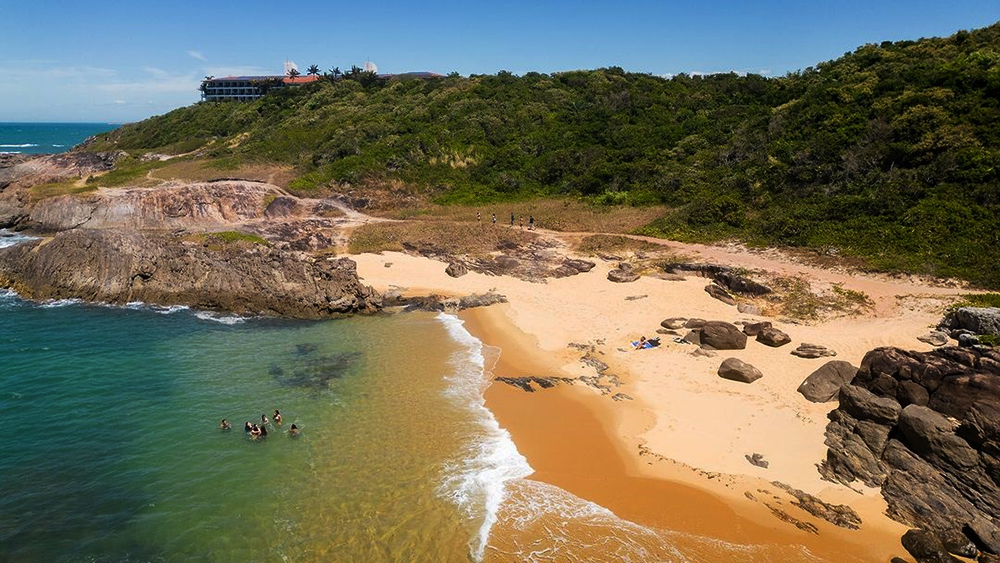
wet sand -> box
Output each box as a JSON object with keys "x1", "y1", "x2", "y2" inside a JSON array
[{"x1": 461, "y1": 306, "x2": 909, "y2": 562}]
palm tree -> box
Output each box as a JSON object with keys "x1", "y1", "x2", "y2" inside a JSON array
[
  {"x1": 330, "y1": 66, "x2": 342, "y2": 78},
  {"x1": 287, "y1": 68, "x2": 301, "y2": 80},
  {"x1": 204, "y1": 75, "x2": 215, "y2": 81},
  {"x1": 307, "y1": 64, "x2": 320, "y2": 76}
]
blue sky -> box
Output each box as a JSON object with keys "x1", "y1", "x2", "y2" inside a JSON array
[{"x1": 1, "y1": 0, "x2": 997, "y2": 122}]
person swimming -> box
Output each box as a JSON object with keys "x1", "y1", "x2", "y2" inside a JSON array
[
  {"x1": 244, "y1": 421, "x2": 253, "y2": 433},
  {"x1": 261, "y1": 413, "x2": 269, "y2": 426},
  {"x1": 273, "y1": 410, "x2": 282, "y2": 425},
  {"x1": 289, "y1": 424, "x2": 299, "y2": 436},
  {"x1": 220, "y1": 419, "x2": 231, "y2": 430},
  {"x1": 259, "y1": 424, "x2": 268, "y2": 438},
  {"x1": 250, "y1": 424, "x2": 261, "y2": 439}
]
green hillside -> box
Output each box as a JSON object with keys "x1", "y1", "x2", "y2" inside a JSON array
[{"x1": 86, "y1": 23, "x2": 1000, "y2": 287}]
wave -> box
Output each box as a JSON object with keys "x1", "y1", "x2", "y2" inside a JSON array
[
  {"x1": 435, "y1": 313, "x2": 533, "y2": 563},
  {"x1": 40, "y1": 298, "x2": 83, "y2": 308},
  {"x1": 0, "y1": 230, "x2": 39, "y2": 249},
  {"x1": 194, "y1": 311, "x2": 247, "y2": 325},
  {"x1": 51, "y1": 144, "x2": 65, "y2": 147},
  {"x1": 0, "y1": 151, "x2": 21, "y2": 154},
  {"x1": 0, "y1": 144, "x2": 38, "y2": 147}
]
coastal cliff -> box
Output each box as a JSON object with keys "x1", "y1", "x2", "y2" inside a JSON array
[
  {"x1": 0, "y1": 229, "x2": 380, "y2": 317},
  {"x1": 0, "y1": 152, "x2": 381, "y2": 317}
]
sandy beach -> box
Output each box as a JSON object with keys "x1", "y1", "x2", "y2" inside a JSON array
[{"x1": 352, "y1": 244, "x2": 966, "y2": 561}]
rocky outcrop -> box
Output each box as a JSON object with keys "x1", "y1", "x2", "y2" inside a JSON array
[
  {"x1": 388, "y1": 291, "x2": 508, "y2": 313},
  {"x1": 26, "y1": 182, "x2": 279, "y2": 232},
  {"x1": 445, "y1": 262, "x2": 468, "y2": 278},
  {"x1": 742, "y1": 321, "x2": 771, "y2": 336},
  {"x1": 666, "y1": 263, "x2": 772, "y2": 296},
  {"x1": 718, "y1": 357, "x2": 763, "y2": 383},
  {"x1": 791, "y1": 343, "x2": 837, "y2": 358},
  {"x1": 757, "y1": 326, "x2": 792, "y2": 347},
  {"x1": 0, "y1": 229, "x2": 380, "y2": 317},
  {"x1": 919, "y1": 331, "x2": 951, "y2": 346},
  {"x1": 700, "y1": 321, "x2": 747, "y2": 350},
  {"x1": 797, "y1": 360, "x2": 858, "y2": 402},
  {"x1": 660, "y1": 317, "x2": 687, "y2": 330},
  {"x1": 819, "y1": 346, "x2": 1000, "y2": 556},
  {"x1": 704, "y1": 283, "x2": 736, "y2": 305},
  {"x1": 942, "y1": 307, "x2": 1000, "y2": 337},
  {"x1": 607, "y1": 262, "x2": 639, "y2": 283},
  {"x1": 551, "y1": 258, "x2": 596, "y2": 278}
]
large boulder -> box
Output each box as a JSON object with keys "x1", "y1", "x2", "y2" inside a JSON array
[
  {"x1": 718, "y1": 358, "x2": 763, "y2": 383},
  {"x1": 839, "y1": 385, "x2": 902, "y2": 424},
  {"x1": 737, "y1": 302, "x2": 760, "y2": 315},
  {"x1": 943, "y1": 307, "x2": 1000, "y2": 336},
  {"x1": 742, "y1": 321, "x2": 771, "y2": 336},
  {"x1": 660, "y1": 317, "x2": 687, "y2": 330},
  {"x1": 901, "y1": 529, "x2": 963, "y2": 563},
  {"x1": 757, "y1": 326, "x2": 792, "y2": 347},
  {"x1": 700, "y1": 321, "x2": 747, "y2": 350},
  {"x1": 608, "y1": 263, "x2": 639, "y2": 283},
  {"x1": 898, "y1": 405, "x2": 979, "y2": 470},
  {"x1": 797, "y1": 361, "x2": 858, "y2": 402}
]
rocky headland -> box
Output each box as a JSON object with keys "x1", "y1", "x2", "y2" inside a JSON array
[{"x1": 0, "y1": 152, "x2": 380, "y2": 317}]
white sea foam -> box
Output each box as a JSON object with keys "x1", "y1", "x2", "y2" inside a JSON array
[
  {"x1": 51, "y1": 144, "x2": 65, "y2": 147},
  {"x1": 435, "y1": 313, "x2": 533, "y2": 563},
  {"x1": 0, "y1": 229, "x2": 38, "y2": 249},
  {"x1": 40, "y1": 298, "x2": 83, "y2": 308},
  {"x1": 0, "y1": 151, "x2": 21, "y2": 154},
  {"x1": 194, "y1": 311, "x2": 246, "y2": 325},
  {"x1": 0, "y1": 144, "x2": 37, "y2": 147}
]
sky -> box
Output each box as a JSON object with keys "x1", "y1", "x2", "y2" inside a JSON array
[{"x1": 1, "y1": 0, "x2": 997, "y2": 122}]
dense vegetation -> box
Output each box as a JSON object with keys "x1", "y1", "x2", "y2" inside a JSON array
[{"x1": 87, "y1": 23, "x2": 1000, "y2": 287}]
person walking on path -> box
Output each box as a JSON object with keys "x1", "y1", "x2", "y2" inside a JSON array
[
  {"x1": 491, "y1": 213, "x2": 496, "y2": 225},
  {"x1": 529, "y1": 215, "x2": 535, "y2": 230},
  {"x1": 519, "y1": 216, "x2": 524, "y2": 229},
  {"x1": 510, "y1": 212, "x2": 515, "y2": 227},
  {"x1": 477, "y1": 211, "x2": 481, "y2": 223}
]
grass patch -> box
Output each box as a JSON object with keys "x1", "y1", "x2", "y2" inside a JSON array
[
  {"x1": 348, "y1": 221, "x2": 537, "y2": 255},
  {"x1": 85, "y1": 157, "x2": 172, "y2": 188},
  {"x1": 207, "y1": 231, "x2": 269, "y2": 245},
  {"x1": 574, "y1": 235, "x2": 661, "y2": 254},
  {"x1": 762, "y1": 276, "x2": 874, "y2": 321},
  {"x1": 379, "y1": 199, "x2": 669, "y2": 234},
  {"x1": 949, "y1": 293, "x2": 1000, "y2": 310},
  {"x1": 149, "y1": 159, "x2": 297, "y2": 188},
  {"x1": 29, "y1": 180, "x2": 95, "y2": 201}
]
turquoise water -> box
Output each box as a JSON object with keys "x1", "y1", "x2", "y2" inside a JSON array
[
  {"x1": 0, "y1": 122, "x2": 117, "y2": 154},
  {"x1": 0, "y1": 284, "x2": 525, "y2": 562}
]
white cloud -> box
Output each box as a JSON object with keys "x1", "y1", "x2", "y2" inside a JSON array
[
  {"x1": 114, "y1": 99, "x2": 127, "y2": 104},
  {"x1": 187, "y1": 50, "x2": 207, "y2": 61}
]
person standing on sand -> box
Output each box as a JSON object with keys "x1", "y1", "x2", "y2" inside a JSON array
[
  {"x1": 519, "y1": 216, "x2": 524, "y2": 229},
  {"x1": 510, "y1": 212, "x2": 515, "y2": 226},
  {"x1": 529, "y1": 215, "x2": 535, "y2": 230},
  {"x1": 491, "y1": 213, "x2": 496, "y2": 225},
  {"x1": 477, "y1": 211, "x2": 481, "y2": 223}
]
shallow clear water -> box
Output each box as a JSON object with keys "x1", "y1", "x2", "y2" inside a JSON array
[
  {"x1": 0, "y1": 122, "x2": 117, "y2": 154},
  {"x1": 0, "y1": 289, "x2": 522, "y2": 562}
]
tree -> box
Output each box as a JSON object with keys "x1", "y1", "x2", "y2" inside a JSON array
[
  {"x1": 331, "y1": 66, "x2": 342, "y2": 78},
  {"x1": 288, "y1": 68, "x2": 301, "y2": 80},
  {"x1": 307, "y1": 64, "x2": 320, "y2": 76}
]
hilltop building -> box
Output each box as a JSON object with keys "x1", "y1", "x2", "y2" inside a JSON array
[{"x1": 200, "y1": 61, "x2": 443, "y2": 102}]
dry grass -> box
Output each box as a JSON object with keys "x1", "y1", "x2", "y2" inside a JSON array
[
  {"x1": 348, "y1": 221, "x2": 539, "y2": 255},
  {"x1": 574, "y1": 234, "x2": 662, "y2": 255},
  {"x1": 380, "y1": 199, "x2": 668, "y2": 234},
  {"x1": 29, "y1": 180, "x2": 95, "y2": 201},
  {"x1": 149, "y1": 159, "x2": 297, "y2": 188},
  {"x1": 759, "y1": 275, "x2": 875, "y2": 321}
]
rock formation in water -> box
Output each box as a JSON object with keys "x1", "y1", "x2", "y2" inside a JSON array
[{"x1": 0, "y1": 229, "x2": 380, "y2": 317}]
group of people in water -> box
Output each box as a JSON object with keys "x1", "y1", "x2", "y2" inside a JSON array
[{"x1": 219, "y1": 409, "x2": 299, "y2": 439}]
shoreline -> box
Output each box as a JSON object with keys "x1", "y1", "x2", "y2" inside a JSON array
[
  {"x1": 348, "y1": 250, "x2": 952, "y2": 561},
  {"x1": 459, "y1": 305, "x2": 906, "y2": 562}
]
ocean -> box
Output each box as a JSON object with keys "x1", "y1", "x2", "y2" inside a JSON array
[{"x1": 0, "y1": 122, "x2": 118, "y2": 154}]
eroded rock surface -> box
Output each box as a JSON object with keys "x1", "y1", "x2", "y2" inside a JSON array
[
  {"x1": 819, "y1": 346, "x2": 1000, "y2": 555},
  {"x1": 0, "y1": 229, "x2": 380, "y2": 317}
]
